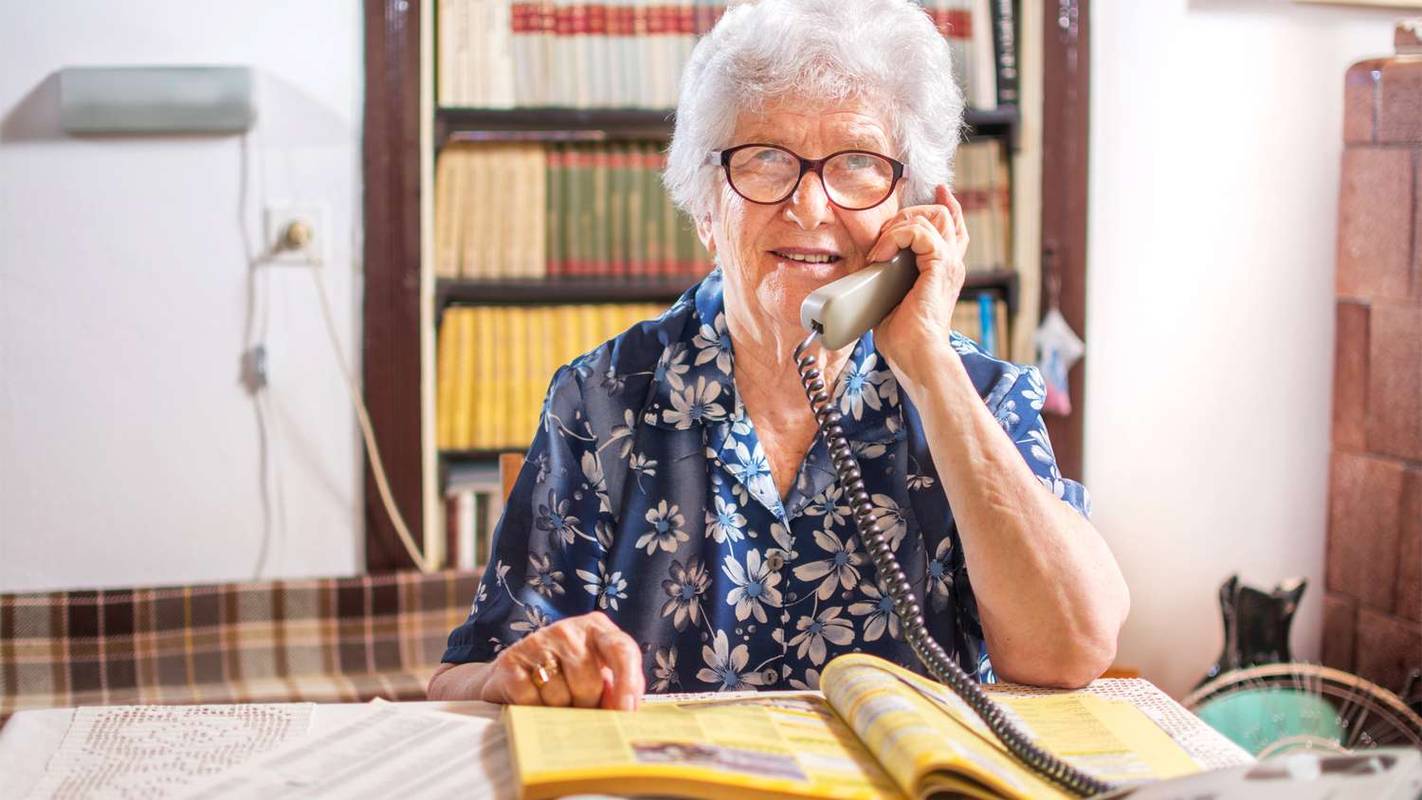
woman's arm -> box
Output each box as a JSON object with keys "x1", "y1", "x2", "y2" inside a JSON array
[
  {"x1": 891, "y1": 344, "x2": 1129, "y2": 688},
  {"x1": 427, "y1": 661, "x2": 495, "y2": 701},
  {"x1": 867, "y1": 185, "x2": 1127, "y2": 688}
]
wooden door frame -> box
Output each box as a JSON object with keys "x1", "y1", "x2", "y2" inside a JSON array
[
  {"x1": 362, "y1": 0, "x2": 425, "y2": 571},
  {"x1": 1040, "y1": 0, "x2": 1090, "y2": 480}
]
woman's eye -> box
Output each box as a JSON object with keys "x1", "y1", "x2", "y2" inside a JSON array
[{"x1": 843, "y1": 154, "x2": 873, "y2": 170}]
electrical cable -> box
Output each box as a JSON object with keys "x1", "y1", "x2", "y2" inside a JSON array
[
  {"x1": 309, "y1": 265, "x2": 435, "y2": 573},
  {"x1": 794, "y1": 328, "x2": 1113, "y2": 798}
]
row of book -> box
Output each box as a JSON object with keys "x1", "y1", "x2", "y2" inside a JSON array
[
  {"x1": 434, "y1": 141, "x2": 710, "y2": 280},
  {"x1": 957, "y1": 292, "x2": 1009, "y2": 359},
  {"x1": 435, "y1": 294, "x2": 1008, "y2": 452},
  {"x1": 437, "y1": 0, "x2": 1017, "y2": 111},
  {"x1": 433, "y1": 138, "x2": 1010, "y2": 281},
  {"x1": 444, "y1": 460, "x2": 504, "y2": 570},
  {"x1": 437, "y1": 303, "x2": 665, "y2": 450}
]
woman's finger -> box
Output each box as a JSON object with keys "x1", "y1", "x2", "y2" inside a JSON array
[
  {"x1": 941, "y1": 189, "x2": 970, "y2": 259},
  {"x1": 551, "y1": 627, "x2": 605, "y2": 708},
  {"x1": 588, "y1": 622, "x2": 645, "y2": 710},
  {"x1": 482, "y1": 653, "x2": 541, "y2": 705},
  {"x1": 869, "y1": 216, "x2": 948, "y2": 264},
  {"x1": 530, "y1": 650, "x2": 574, "y2": 706}
]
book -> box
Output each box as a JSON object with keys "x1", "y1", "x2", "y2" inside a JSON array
[
  {"x1": 437, "y1": 2, "x2": 1003, "y2": 110},
  {"x1": 969, "y1": 0, "x2": 998, "y2": 110},
  {"x1": 505, "y1": 652, "x2": 1202, "y2": 800},
  {"x1": 954, "y1": 139, "x2": 1011, "y2": 273},
  {"x1": 446, "y1": 458, "x2": 507, "y2": 569},
  {"x1": 978, "y1": 292, "x2": 997, "y2": 357},
  {"x1": 989, "y1": 0, "x2": 1018, "y2": 107},
  {"x1": 436, "y1": 303, "x2": 665, "y2": 450}
]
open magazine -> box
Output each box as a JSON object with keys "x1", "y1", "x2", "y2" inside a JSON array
[{"x1": 506, "y1": 653, "x2": 1203, "y2": 800}]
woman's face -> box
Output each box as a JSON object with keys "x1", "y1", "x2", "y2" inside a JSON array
[{"x1": 696, "y1": 96, "x2": 902, "y2": 336}]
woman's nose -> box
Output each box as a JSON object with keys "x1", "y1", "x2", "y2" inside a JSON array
[{"x1": 783, "y1": 171, "x2": 834, "y2": 229}]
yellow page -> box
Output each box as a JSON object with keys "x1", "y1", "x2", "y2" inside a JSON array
[
  {"x1": 821, "y1": 655, "x2": 1067, "y2": 800},
  {"x1": 996, "y1": 694, "x2": 1198, "y2": 783},
  {"x1": 868, "y1": 658, "x2": 1199, "y2": 783},
  {"x1": 506, "y1": 693, "x2": 903, "y2": 800},
  {"x1": 822, "y1": 654, "x2": 1202, "y2": 798}
]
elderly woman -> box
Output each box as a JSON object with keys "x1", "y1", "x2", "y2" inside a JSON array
[{"x1": 429, "y1": 0, "x2": 1128, "y2": 710}]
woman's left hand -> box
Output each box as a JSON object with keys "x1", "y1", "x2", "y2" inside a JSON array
[{"x1": 864, "y1": 184, "x2": 969, "y2": 378}]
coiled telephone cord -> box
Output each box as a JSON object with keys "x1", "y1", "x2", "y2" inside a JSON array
[{"x1": 794, "y1": 329, "x2": 1113, "y2": 799}]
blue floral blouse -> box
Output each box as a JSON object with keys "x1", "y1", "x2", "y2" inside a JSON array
[{"x1": 442, "y1": 267, "x2": 1090, "y2": 692}]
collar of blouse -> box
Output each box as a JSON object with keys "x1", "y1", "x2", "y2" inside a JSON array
[{"x1": 639, "y1": 267, "x2": 905, "y2": 455}]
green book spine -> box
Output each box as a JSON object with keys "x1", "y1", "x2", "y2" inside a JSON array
[{"x1": 591, "y1": 145, "x2": 610, "y2": 276}]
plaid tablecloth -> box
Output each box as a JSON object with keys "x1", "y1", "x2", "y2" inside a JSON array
[{"x1": 0, "y1": 569, "x2": 479, "y2": 720}]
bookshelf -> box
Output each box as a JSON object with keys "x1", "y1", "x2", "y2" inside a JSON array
[
  {"x1": 435, "y1": 106, "x2": 1022, "y2": 147},
  {"x1": 360, "y1": 0, "x2": 1091, "y2": 573}
]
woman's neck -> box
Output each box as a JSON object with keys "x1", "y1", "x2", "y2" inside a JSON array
[{"x1": 722, "y1": 290, "x2": 853, "y2": 419}]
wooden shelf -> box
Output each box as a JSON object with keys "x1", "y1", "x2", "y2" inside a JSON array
[
  {"x1": 436, "y1": 105, "x2": 1019, "y2": 147},
  {"x1": 437, "y1": 274, "x2": 702, "y2": 308},
  {"x1": 441, "y1": 448, "x2": 520, "y2": 463},
  {"x1": 437, "y1": 268, "x2": 1015, "y2": 312}
]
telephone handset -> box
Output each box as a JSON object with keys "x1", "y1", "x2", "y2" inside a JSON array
[
  {"x1": 800, "y1": 249, "x2": 920, "y2": 349},
  {"x1": 795, "y1": 249, "x2": 1112, "y2": 797}
]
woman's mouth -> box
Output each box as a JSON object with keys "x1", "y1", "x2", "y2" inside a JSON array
[{"x1": 770, "y1": 250, "x2": 841, "y2": 264}]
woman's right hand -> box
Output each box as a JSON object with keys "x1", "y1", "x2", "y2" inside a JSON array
[{"x1": 481, "y1": 611, "x2": 646, "y2": 710}]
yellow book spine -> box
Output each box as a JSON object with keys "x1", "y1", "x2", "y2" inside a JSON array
[
  {"x1": 453, "y1": 308, "x2": 477, "y2": 450},
  {"x1": 534, "y1": 305, "x2": 554, "y2": 411},
  {"x1": 509, "y1": 306, "x2": 530, "y2": 446},
  {"x1": 576, "y1": 304, "x2": 595, "y2": 363},
  {"x1": 490, "y1": 305, "x2": 506, "y2": 449},
  {"x1": 435, "y1": 311, "x2": 456, "y2": 448},
  {"x1": 473, "y1": 307, "x2": 493, "y2": 448}
]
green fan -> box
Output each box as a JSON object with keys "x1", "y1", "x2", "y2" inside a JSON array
[
  {"x1": 1185, "y1": 662, "x2": 1422, "y2": 757},
  {"x1": 1183, "y1": 576, "x2": 1422, "y2": 757}
]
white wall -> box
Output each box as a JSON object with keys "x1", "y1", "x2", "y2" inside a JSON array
[
  {"x1": 1088, "y1": 0, "x2": 1399, "y2": 696},
  {"x1": 0, "y1": 3, "x2": 365, "y2": 591}
]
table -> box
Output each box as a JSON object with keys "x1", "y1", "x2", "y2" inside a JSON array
[{"x1": 0, "y1": 682, "x2": 1252, "y2": 799}]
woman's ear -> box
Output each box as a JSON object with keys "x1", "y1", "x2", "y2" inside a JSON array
[{"x1": 694, "y1": 213, "x2": 717, "y2": 256}]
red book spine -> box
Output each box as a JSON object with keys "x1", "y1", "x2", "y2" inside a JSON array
[
  {"x1": 930, "y1": 8, "x2": 972, "y2": 41},
  {"x1": 647, "y1": 4, "x2": 668, "y2": 35},
  {"x1": 675, "y1": 3, "x2": 695, "y2": 36}
]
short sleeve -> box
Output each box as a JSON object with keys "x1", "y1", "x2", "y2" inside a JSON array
[
  {"x1": 993, "y1": 365, "x2": 1091, "y2": 518},
  {"x1": 442, "y1": 366, "x2": 609, "y2": 664}
]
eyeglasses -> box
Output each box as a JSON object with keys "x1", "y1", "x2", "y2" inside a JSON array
[{"x1": 707, "y1": 144, "x2": 907, "y2": 211}]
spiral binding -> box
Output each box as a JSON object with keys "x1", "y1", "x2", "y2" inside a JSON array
[{"x1": 794, "y1": 329, "x2": 1113, "y2": 799}]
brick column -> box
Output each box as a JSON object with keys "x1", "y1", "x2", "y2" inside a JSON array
[{"x1": 1324, "y1": 23, "x2": 1422, "y2": 695}]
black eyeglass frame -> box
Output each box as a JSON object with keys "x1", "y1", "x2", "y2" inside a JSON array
[{"x1": 707, "y1": 143, "x2": 909, "y2": 211}]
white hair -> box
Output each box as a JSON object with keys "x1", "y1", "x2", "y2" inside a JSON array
[{"x1": 663, "y1": 0, "x2": 965, "y2": 221}]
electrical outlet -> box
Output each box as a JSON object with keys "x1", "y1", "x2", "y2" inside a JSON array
[{"x1": 264, "y1": 205, "x2": 326, "y2": 266}]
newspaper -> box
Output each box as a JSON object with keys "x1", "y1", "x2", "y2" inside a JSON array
[
  {"x1": 23, "y1": 703, "x2": 313, "y2": 800},
  {"x1": 180, "y1": 701, "x2": 512, "y2": 799}
]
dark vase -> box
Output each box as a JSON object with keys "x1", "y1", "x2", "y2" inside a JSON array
[{"x1": 1196, "y1": 574, "x2": 1306, "y2": 689}]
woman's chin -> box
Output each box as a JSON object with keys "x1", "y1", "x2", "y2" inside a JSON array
[{"x1": 749, "y1": 260, "x2": 855, "y2": 327}]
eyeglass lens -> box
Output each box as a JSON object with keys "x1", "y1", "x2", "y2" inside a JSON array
[{"x1": 726, "y1": 146, "x2": 896, "y2": 209}]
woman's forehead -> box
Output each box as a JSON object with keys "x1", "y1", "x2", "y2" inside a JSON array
[{"x1": 732, "y1": 100, "x2": 893, "y2": 153}]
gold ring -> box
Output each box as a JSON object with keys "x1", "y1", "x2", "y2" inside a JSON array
[{"x1": 530, "y1": 654, "x2": 560, "y2": 689}]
